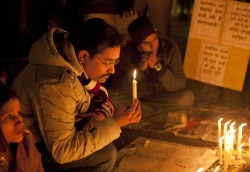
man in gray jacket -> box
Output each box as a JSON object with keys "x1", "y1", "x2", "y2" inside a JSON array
[
  {"x1": 111, "y1": 16, "x2": 194, "y2": 114},
  {"x1": 12, "y1": 18, "x2": 141, "y2": 171}
]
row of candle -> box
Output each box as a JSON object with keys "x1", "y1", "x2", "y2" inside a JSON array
[
  {"x1": 217, "y1": 118, "x2": 249, "y2": 171},
  {"x1": 196, "y1": 118, "x2": 248, "y2": 172}
]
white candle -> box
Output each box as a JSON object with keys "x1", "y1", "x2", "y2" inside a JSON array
[
  {"x1": 230, "y1": 122, "x2": 235, "y2": 149},
  {"x1": 249, "y1": 137, "x2": 250, "y2": 153},
  {"x1": 196, "y1": 167, "x2": 204, "y2": 172},
  {"x1": 228, "y1": 145, "x2": 234, "y2": 165},
  {"x1": 224, "y1": 146, "x2": 230, "y2": 171},
  {"x1": 237, "y1": 123, "x2": 247, "y2": 149},
  {"x1": 219, "y1": 136, "x2": 224, "y2": 165},
  {"x1": 229, "y1": 129, "x2": 236, "y2": 149},
  {"x1": 218, "y1": 118, "x2": 223, "y2": 139},
  {"x1": 237, "y1": 143, "x2": 244, "y2": 159},
  {"x1": 224, "y1": 120, "x2": 231, "y2": 135},
  {"x1": 132, "y1": 69, "x2": 137, "y2": 102},
  {"x1": 224, "y1": 121, "x2": 231, "y2": 154},
  {"x1": 214, "y1": 166, "x2": 220, "y2": 172},
  {"x1": 229, "y1": 121, "x2": 235, "y2": 135},
  {"x1": 237, "y1": 128, "x2": 241, "y2": 149},
  {"x1": 228, "y1": 130, "x2": 236, "y2": 165}
]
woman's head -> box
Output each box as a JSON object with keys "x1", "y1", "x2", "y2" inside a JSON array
[{"x1": 0, "y1": 83, "x2": 24, "y2": 144}]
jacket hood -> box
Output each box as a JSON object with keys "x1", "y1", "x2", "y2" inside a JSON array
[{"x1": 28, "y1": 27, "x2": 84, "y2": 76}]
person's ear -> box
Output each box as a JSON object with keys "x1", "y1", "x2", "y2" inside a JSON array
[{"x1": 78, "y1": 50, "x2": 89, "y2": 63}]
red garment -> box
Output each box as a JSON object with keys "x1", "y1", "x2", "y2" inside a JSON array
[{"x1": 0, "y1": 130, "x2": 44, "y2": 172}]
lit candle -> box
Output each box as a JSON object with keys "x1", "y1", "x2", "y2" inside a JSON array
[
  {"x1": 224, "y1": 120, "x2": 231, "y2": 154},
  {"x1": 229, "y1": 128, "x2": 236, "y2": 149},
  {"x1": 219, "y1": 136, "x2": 224, "y2": 165},
  {"x1": 229, "y1": 121, "x2": 235, "y2": 135},
  {"x1": 132, "y1": 69, "x2": 137, "y2": 102},
  {"x1": 237, "y1": 123, "x2": 247, "y2": 149},
  {"x1": 214, "y1": 166, "x2": 220, "y2": 172},
  {"x1": 218, "y1": 118, "x2": 223, "y2": 139},
  {"x1": 196, "y1": 167, "x2": 204, "y2": 172},
  {"x1": 224, "y1": 120, "x2": 231, "y2": 135},
  {"x1": 237, "y1": 143, "x2": 244, "y2": 159},
  {"x1": 229, "y1": 129, "x2": 236, "y2": 164},
  {"x1": 249, "y1": 137, "x2": 250, "y2": 153},
  {"x1": 224, "y1": 146, "x2": 230, "y2": 171}
]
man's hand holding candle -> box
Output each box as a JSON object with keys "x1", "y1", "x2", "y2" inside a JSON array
[{"x1": 113, "y1": 99, "x2": 141, "y2": 127}]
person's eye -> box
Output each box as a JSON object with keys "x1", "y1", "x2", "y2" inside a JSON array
[
  {"x1": 114, "y1": 59, "x2": 120, "y2": 65},
  {"x1": 5, "y1": 114, "x2": 14, "y2": 119},
  {"x1": 104, "y1": 62, "x2": 110, "y2": 66}
]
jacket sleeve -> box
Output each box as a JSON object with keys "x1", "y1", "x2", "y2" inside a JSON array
[
  {"x1": 33, "y1": 81, "x2": 121, "y2": 164},
  {"x1": 155, "y1": 41, "x2": 187, "y2": 92}
]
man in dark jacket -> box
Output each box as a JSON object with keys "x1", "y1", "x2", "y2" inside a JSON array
[{"x1": 111, "y1": 16, "x2": 194, "y2": 114}]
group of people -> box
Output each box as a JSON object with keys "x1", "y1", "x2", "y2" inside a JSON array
[{"x1": 0, "y1": 15, "x2": 194, "y2": 172}]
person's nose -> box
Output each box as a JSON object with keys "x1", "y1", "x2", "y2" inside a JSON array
[
  {"x1": 16, "y1": 115, "x2": 24, "y2": 127},
  {"x1": 108, "y1": 65, "x2": 115, "y2": 74},
  {"x1": 150, "y1": 42, "x2": 155, "y2": 49}
]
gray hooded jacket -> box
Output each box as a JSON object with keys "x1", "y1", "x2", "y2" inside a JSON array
[{"x1": 12, "y1": 27, "x2": 121, "y2": 164}]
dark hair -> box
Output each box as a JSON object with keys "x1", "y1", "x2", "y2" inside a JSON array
[
  {"x1": 70, "y1": 18, "x2": 125, "y2": 57},
  {"x1": 118, "y1": 0, "x2": 135, "y2": 17},
  {"x1": 128, "y1": 16, "x2": 156, "y2": 47},
  {"x1": 0, "y1": 83, "x2": 18, "y2": 109}
]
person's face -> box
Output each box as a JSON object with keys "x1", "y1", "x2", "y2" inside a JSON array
[
  {"x1": 83, "y1": 47, "x2": 120, "y2": 83},
  {"x1": 138, "y1": 33, "x2": 159, "y2": 54},
  {"x1": 0, "y1": 98, "x2": 24, "y2": 144}
]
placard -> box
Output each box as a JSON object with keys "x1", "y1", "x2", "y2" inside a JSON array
[{"x1": 184, "y1": 0, "x2": 250, "y2": 91}]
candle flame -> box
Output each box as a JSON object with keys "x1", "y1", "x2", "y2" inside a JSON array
[
  {"x1": 239, "y1": 143, "x2": 244, "y2": 149},
  {"x1": 214, "y1": 166, "x2": 220, "y2": 172},
  {"x1": 133, "y1": 69, "x2": 136, "y2": 79},
  {"x1": 218, "y1": 118, "x2": 223, "y2": 122},
  {"x1": 197, "y1": 167, "x2": 204, "y2": 172},
  {"x1": 225, "y1": 120, "x2": 231, "y2": 126},
  {"x1": 240, "y1": 123, "x2": 247, "y2": 128},
  {"x1": 230, "y1": 121, "x2": 235, "y2": 127}
]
